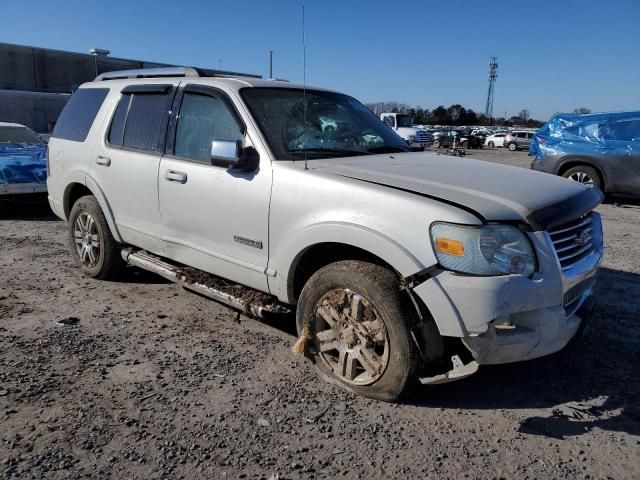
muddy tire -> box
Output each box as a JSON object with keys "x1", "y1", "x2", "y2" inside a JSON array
[
  {"x1": 68, "y1": 195, "x2": 124, "y2": 280},
  {"x1": 296, "y1": 260, "x2": 420, "y2": 402}
]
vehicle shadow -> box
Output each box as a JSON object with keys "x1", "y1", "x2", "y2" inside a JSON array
[
  {"x1": 605, "y1": 194, "x2": 640, "y2": 208},
  {"x1": 0, "y1": 200, "x2": 57, "y2": 221},
  {"x1": 407, "y1": 267, "x2": 640, "y2": 439}
]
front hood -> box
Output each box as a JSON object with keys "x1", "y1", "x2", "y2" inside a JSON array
[
  {"x1": 0, "y1": 144, "x2": 47, "y2": 186},
  {"x1": 396, "y1": 127, "x2": 421, "y2": 135},
  {"x1": 308, "y1": 151, "x2": 603, "y2": 231}
]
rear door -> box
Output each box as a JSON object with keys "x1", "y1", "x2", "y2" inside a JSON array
[
  {"x1": 158, "y1": 84, "x2": 272, "y2": 292},
  {"x1": 92, "y1": 82, "x2": 178, "y2": 254}
]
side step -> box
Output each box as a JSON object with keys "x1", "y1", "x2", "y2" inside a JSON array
[{"x1": 121, "y1": 248, "x2": 292, "y2": 319}]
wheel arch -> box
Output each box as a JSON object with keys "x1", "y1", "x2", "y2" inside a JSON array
[
  {"x1": 557, "y1": 157, "x2": 607, "y2": 190},
  {"x1": 274, "y1": 223, "x2": 427, "y2": 304},
  {"x1": 63, "y1": 174, "x2": 124, "y2": 243}
]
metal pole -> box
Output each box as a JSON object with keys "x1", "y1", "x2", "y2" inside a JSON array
[{"x1": 269, "y1": 50, "x2": 273, "y2": 78}]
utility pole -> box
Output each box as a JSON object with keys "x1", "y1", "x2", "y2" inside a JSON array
[
  {"x1": 269, "y1": 50, "x2": 273, "y2": 79},
  {"x1": 484, "y1": 56, "x2": 498, "y2": 124}
]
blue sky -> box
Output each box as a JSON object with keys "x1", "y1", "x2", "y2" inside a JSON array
[{"x1": 3, "y1": 0, "x2": 639, "y2": 119}]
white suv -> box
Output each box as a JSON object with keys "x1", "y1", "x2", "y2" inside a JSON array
[{"x1": 47, "y1": 67, "x2": 603, "y2": 401}]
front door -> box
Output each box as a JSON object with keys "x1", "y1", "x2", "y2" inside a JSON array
[{"x1": 158, "y1": 84, "x2": 271, "y2": 292}]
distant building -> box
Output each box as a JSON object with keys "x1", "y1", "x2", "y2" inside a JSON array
[{"x1": 0, "y1": 42, "x2": 258, "y2": 132}]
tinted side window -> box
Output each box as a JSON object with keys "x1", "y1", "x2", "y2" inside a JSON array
[
  {"x1": 123, "y1": 93, "x2": 171, "y2": 152},
  {"x1": 174, "y1": 92, "x2": 244, "y2": 162},
  {"x1": 107, "y1": 95, "x2": 130, "y2": 147},
  {"x1": 53, "y1": 88, "x2": 109, "y2": 142}
]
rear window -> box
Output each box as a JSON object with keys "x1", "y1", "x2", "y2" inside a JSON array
[
  {"x1": 52, "y1": 88, "x2": 109, "y2": 142},
  {"x1": 107, "y1": 90, "x2": 173, "y2": 153},
  {"x1": 0, "y1": 126, "x2": 42, "y2": 145}
]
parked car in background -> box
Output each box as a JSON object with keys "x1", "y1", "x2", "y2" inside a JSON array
[
  {"x1": 380, "y1": 113, "x2": 431, "y2": 148},
  {"x1": 504, "y1": 131, "x2": 533, "y2": 151},
  {"x1": 485, "y1": 133, "x2": 506, "y2": 148},
  {"x1": 0, "y1": 122, "x2": 48, "y2": 202},
  {"x1": 432, "y1": 129, "x2": 484, "y2": 149},
  {"x1": 530, "y1": 111, "x2": 640, "y2": 194}
]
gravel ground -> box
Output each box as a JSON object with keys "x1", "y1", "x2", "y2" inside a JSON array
[{"x1": 1, "y1": 150, "x2": 639, "y2": 479}]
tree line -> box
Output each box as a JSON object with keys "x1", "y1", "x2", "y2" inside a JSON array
[{"x1": 365, "y1": 102, "x2": 559, "y2": 128}]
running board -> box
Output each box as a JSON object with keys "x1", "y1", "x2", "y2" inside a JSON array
[{"x1": 121, "y1": 248, "x2": 292, "y2": 319}]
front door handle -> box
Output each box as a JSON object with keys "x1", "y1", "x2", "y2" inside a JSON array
[
  {"x1": 96, "y1": 155, "x2": 111, "y2": 167},
  {"x1": 165, "y1": 170, "x2": 188, "y2": 184}
]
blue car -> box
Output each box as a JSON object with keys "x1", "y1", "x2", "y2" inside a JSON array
[
  {"x1": 0, "y1": 122, "x2": 48, "y2": 202},
  {"x1": 530, "y1": 111, "x2": 640, "y2": 195}
]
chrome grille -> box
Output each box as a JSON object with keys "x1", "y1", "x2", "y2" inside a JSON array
[
  {"x1": 415, "y1": 131, "x2": 430, "y2": 144},
  {"x1": 548, "y1": 213, "x2": 596, "y2": 271}
]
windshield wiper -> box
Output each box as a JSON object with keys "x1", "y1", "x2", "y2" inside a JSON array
[
  {"x1": 366, "y1": 145, "x2": 411, "y2": 153},
  {"x1": 288, "y1": 147, "x2": 369, "y2": 157}
]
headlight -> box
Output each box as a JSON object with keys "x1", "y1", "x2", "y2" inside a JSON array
[
  {"x1": 407, "y1": 135, "x2": 416, "y2": 141},
  {"x1": 430, "y1": 223, "x2": 535, "y2": 276}
]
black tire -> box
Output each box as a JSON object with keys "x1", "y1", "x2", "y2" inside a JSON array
[
  {"x1": 68, "y1": 195, "x2": 124, "y2": 280},
  {"x1": 508, "y1": 142, "x2": 518, "y2": 151},
  {"x1": 461, "y1": 140, "x2": 469, "y2": 149},
  {"x1": 488, "y1": 141, "x2": 495, "y2": 148},
  {"x1": 296, "y1": 260, "x2": 421, "y2": 402},
  {"x1": 562, "y1": 165, "x2": 602, "y2": 190},
  {"x1": 433, "y1": 140, "x2": 440, "y2": 148}
]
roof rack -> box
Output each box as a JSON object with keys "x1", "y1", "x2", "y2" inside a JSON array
[{"x1": 95, "y1": 66, "x2": 262, "y2": 81}]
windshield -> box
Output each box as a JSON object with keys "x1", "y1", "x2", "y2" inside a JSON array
[
  {"x1": 241, "y1": 88, "x2": 411, "y2": 160},
  {"x1": 396, "y1": 115, "x2": 413, "y2": 128},
  {"x1": 0, "y1": 126, "x2": 43, "y2": 145}
]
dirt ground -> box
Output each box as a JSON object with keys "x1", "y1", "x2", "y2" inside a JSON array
[{"x1": 1, "y1": 150, "x2": 639, "y2": 479}]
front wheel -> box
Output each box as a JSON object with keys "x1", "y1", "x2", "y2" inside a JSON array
[
  {"x1": 508, "y1": 143, "x2": 518, "y2": 151},
  {"x1": 433, "y1": 140, "x2": 440, "y2": 148},
  {"x1": 296, "y1": 261, "x2": 420, "y2": 402},
  {"x1": 461, "y1": 140, "x2": 469, "y2": 149},
  {"x1": 488, "y1": 141, "x2": 495, "y2": 148},
  {"x1": 68, "y1": 195, "x2": 124, "y2": 279}
]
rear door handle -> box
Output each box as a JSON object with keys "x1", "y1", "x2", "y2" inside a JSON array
[
  {"x1": 165, "y1": 170, "x2": 188, "y2": 184},
  {"x1": 95, "y1": 155, "x2": 111, "y2": 167}
]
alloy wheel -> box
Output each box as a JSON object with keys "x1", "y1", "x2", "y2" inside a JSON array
[
  {"x1": 568, "y1": 171, "x2": 595, "y2": 187},
  {"x1": 312, "y1": 289, "x2": 390, "y2": 386},
  {"x1": 74, "y1": 212, "x2": 101, "y2": 267}
]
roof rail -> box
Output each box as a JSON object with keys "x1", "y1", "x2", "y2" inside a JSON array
[
  {"x1": 95, "y1": 66, "x2": 262, "y2": 81},
  {"x1": 95, "y1": 67, "x2": 200, "y2": 81}
]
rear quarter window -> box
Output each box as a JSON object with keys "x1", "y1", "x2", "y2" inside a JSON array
[{"x1": 52, "y1": 88, "x2": 109, "y2": 142}]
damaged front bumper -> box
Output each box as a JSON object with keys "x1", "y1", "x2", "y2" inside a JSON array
[{"x1": 412, "y1": 214, "x2": 603, "y2": 366}]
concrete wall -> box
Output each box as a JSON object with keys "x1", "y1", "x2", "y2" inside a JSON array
[
  {"x1": 0, "y1": 43, "x2": 167, "y2": 93},
  {"x1": 0, "y1": 90, "x2": 69, "y2": 133},
  {"x1": 0, "y1": 42, "x2": 260, "y2": 132}
]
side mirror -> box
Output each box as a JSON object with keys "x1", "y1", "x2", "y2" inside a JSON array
[{"x1": 210, "y1": 140, "x2": 258, "y2": 171}]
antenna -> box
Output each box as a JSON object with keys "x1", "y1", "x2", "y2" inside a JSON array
[{"x1": 302, "y1": 3, "x2": 308, "y2": 170}]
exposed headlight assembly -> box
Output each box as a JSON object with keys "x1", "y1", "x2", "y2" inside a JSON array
[{"x1": 430, "y1": 223, "x2": 536, "y2": 276}]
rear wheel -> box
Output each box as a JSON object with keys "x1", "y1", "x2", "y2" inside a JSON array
[
  {"x1": 433, "y1": 140, "x2": 440, "y2": 148},
  {"x1": 488, "y1": 141, "x2": 495, "y2": 148},
  {"x1": 296, "y1": 261, "x2": 420, "y2": 402},
  {"x1": 562, "y1": 165, "x2": 602, "y2": 190},
  {"x1": 508, "y1": 142, "x2": 517, "y2": 151},
  {"x1": 461, "y1": 140, "x2": 469, "y2": 149},
  {"x1": 68, "y1": 195, "x2": 124, "y2": 279}
]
